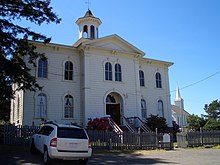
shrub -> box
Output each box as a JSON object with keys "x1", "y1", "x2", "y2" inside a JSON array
[{"x1": 87, "y1": 118, "x2": 112, "y2": 131}]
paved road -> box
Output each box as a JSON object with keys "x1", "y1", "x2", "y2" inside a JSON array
[{"x1": 1, "y1": 148, "x2": 220, "y2": 165}]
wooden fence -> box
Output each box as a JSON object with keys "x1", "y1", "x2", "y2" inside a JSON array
[
  {"x1": 3, "y1": 125, "x2": 173, "y2": 150},
  {"x1": 4, "y1": 125, "x2": 40, "y2": 146},
  {"x1": 177, "y1": 130, "x2": 220, "y2": 148}
]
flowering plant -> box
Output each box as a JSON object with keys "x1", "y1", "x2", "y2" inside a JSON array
[{"x1": 87, "y1": 118, "x2": 112, "y2": 131}]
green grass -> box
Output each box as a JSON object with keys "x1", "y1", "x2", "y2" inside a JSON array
[{"x1": 212, "y1": 145, "x2": 220, "y2": 149}]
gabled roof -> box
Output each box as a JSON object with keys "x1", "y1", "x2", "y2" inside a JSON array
[
  {"x1": 172, "y1": 105, "x2": 190, "y2": 116},
  {"x1": 75, "y1": 34, "x2": 145, "y2": 56}
]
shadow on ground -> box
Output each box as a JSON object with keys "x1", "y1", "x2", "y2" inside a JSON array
[
  {"x1": 0, "y1": 145, "x2": 177, "y2": 165},
  {"x1": 88, "y1": 150, "x2": 177, "y2": 165}
]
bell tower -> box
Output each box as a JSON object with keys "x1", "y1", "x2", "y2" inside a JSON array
[{"x1": 76, "y1": 9, "x2": 102, "y2": 40}]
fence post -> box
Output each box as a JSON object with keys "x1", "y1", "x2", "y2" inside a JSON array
[
  {"x1": 109, "y1": 138, "x2": 112, "y2": 150},
  {"x1": 138, "y1": 128, "x2": 141, "y2": 148},
  {"x1": 200, "y1": 127, "x2": 203, "y2": 146},
  {"x1": 155, "y1": 128, "x2": 158, "y2": 148}
]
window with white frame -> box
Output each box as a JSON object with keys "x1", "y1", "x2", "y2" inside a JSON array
[
  {"x1": 158, "y1": 100, "x2": 164, "y2": 117},
  {"x1": 64, "y1": 95, "x2": 74, "y2": 118},
  {"x1": 156, "y1": 72, "x2": 162, "y2": 88},
  {"x1": 115, "y1": 63, "x2": 122, "y2": 82},
  {"x1": 141, "y1": 99, "x2": 147, "y2": 119},
  {"x1": 139, "y1": 70, "x2": 145, "y2": 87},
  {"x1": 36, "y1": 93, "x2": 47, "y2": 119},
  {"x1": 105, "y1": 62, "x2": 112, "y2": 81},
  {"x1": 38, "y1": 58, "x2": 48, "y2": 78},
  {"x1": 64, "y1": 61, "x2": 73, "y2": 80}
]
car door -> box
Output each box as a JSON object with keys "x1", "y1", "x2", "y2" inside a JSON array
[
  {"x1": 35, "y1": 126, "x2": 46, "y2": 153},
  {"x1": 38, "y1": 126, "x2": 54, "y2": 153}
]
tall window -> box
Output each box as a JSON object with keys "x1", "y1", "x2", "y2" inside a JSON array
[
  {"x1": 13, "y1": 102, "x2": 15, "y2": 122},
  {"x1": 115, "y1": 63, "x2": 122, "y2": 82},
  {"x1": 156, "y1": 72, "x2": 162, "y2": 88},
  {"x1": 105, "y1": 62, "x2": 112, "y2": 81},
  {"x1": 139, "y1": 70, "x2": 145, "y2": 86},
  {"x1": 90, "y1": 25, "x2": 95, "y2": 39},
  {"x1": 36, "y1": 93, "x2": 47, "y2": 119},
  {"x1": 17, "y1": 96, "x2": 20, "y2": 120},
  {"x1": 64, "y1": 95, "x2": 74, "y2": 118},
  {"x1": 38, "y1": 59, "x2": 48, "y2": 78},
  {"x1": 64, "y1": 61, "x2": 73, "y2": 80},
  {"x1": 158, "y1": 100, "x2": 164, "y2": 117},
  {"x1": 141, "y1": 99, "x2": 147, "y2": 119}
]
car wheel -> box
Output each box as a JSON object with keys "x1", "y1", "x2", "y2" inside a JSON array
[
  {"x1": 43, "y1": 147, "x2": 51, "y2": 165},
  {"x1": 30, "y1": 140, "x2": 37, "y2": 155},
  {"x1": 79, "y1": 158, "x2": 88, "y2": 165}
]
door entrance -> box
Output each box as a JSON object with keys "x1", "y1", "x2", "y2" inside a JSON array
[{"x1": 106, "y1": 104, "x2": 120, "y2": 125}]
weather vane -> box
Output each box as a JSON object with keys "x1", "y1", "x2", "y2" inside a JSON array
[{"x1": 85, "y1": 0, "x2": 91, "y2": 9}]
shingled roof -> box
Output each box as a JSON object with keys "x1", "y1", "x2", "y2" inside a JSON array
[{"x1": 84, "y1": 9, "x2": 94, "y2": 17}]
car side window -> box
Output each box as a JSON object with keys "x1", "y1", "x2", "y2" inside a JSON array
[
  {"x1": 42, "y1": 126, "x2": 54, "y2": 136},
  {"x1": 38, "y1": 126, "x2": 46, "y2": 135},
  {"x1": 38, "y1": 126, "x2": 54, "y2": 136}
]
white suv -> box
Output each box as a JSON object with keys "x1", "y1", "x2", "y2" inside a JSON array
[{"x1": 30, "y1": 122, "x2": 92, "y2": 164}]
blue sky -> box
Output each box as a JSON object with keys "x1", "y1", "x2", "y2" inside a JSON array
[{"x1": 19, "y1": 0, "x2": 220, "y2": 116}]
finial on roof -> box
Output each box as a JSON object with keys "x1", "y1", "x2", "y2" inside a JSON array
[{"x1": 85, "y1": 0, "x2": 91, "y2": 10}]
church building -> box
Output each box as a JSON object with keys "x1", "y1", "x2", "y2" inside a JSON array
[
  {"x1": 172, "y1": 87, "x2": 190, "y2": 128},
  {"x1": 10, "y1": 9, "x2": 174, "y2": 127}
]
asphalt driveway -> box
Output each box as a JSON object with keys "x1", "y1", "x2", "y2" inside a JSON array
[{"x1": 0, "y1": 145, "x2": 220, "y2": 165}]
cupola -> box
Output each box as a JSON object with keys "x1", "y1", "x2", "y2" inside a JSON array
[{"x1": 76, "y1": 9, "x2": 102, "y2": 40}]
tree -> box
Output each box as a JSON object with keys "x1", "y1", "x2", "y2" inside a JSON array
[
  {"x1": 204, "y1": 100, "x2": 220, "y2": 120},
  {"x1": 172, "y1": 121, "x2": 180, "y2": 134},
  {"x1": 0, "y1": 0, "x2": 61, "y2": 113},
  {"x1": 186, "y1": 114, "x2": 206, "y2": 131},
  {"x1": 203, "y1": 118, "x2": 220, "y2": 130},
  {"x1": 145, "y1": 115, "x2": 168, "y2": 133}
]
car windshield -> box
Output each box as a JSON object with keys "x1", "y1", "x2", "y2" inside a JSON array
[{"x1": 57, "y1": 127, "x2": 88, "y2": 139}]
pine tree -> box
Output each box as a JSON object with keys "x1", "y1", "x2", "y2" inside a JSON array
[{"x1": 0, "y1": 0, "x2": 61, "y2": 116}]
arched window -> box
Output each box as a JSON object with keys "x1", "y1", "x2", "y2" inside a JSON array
[
  {"x1": 90, "y1": 25, "x2": 95, "y2": 39},
  {"x1": 36, "y1": 93, "x2": 47, "y2": 119},
  {"x1": 38, "y1": 58, "x2": 48, "y2": 78},
  {"x1": 83, "y1": 25, "x2": 88, "y2": 38},
  {"x1": 139, "y1": 70, "x2": 145, "y2": 86},
  {"x1": 156, "y1": 72, "x2": 162, "y2": 88},
  {"x1": 105, "y1": 62, "x2": 112, "y2": 81},
  {"x1": 141, "y1": 99, "x2": 147, "y2": 119},
  {"x1": 64, "y1": 95, "x2": 74, "y2": 118},
  {"x1": 115, "y1": 63, "x2": 122, "y2": 82},
  {"x1": 64, "y1": 61, "x2": 73, "y2": 80},
  {"x1": 158, "y1": 100, "x2": 164, "y2": 117},
  {"x1": 106, "y1": 95, "x2": 116, "y2": 103}
]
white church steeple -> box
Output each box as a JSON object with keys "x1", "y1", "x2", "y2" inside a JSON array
[
  {"x1": 175, "y1": 86, "x2": 182, "y2": 101},
  {"x1": 174, "y1": 86, "x2": 184, "y2": 110},
  {"x1": 76, "y1": 9, "x2": 102, "y2": 40}
]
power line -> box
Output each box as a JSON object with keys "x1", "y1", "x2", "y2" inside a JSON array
[{"x1": 171, "y1": 70, "x2": 220, "y2": 93}]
